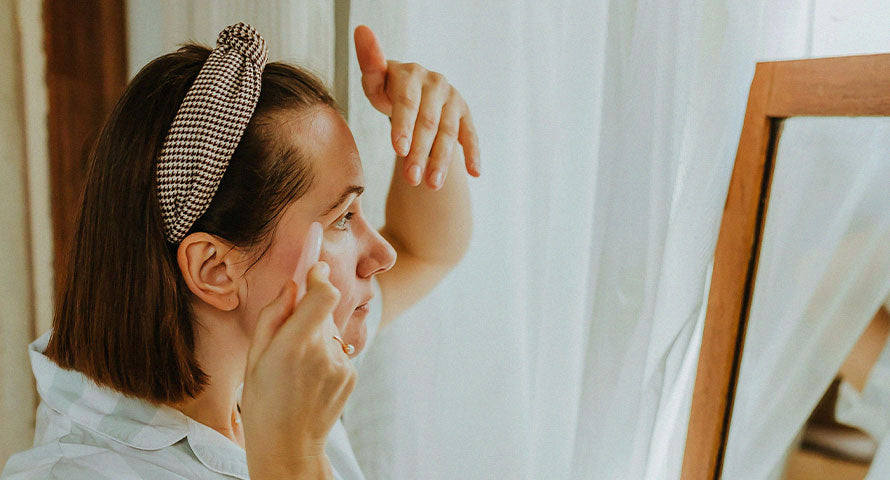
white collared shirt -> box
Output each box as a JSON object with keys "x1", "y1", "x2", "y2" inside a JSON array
[{"x1": 1, "y1": 278, "x2": 383, "y2": 480}]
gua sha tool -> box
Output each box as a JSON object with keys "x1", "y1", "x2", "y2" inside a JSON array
[
  {"x1": 292, "y1": 221, "x2": 323, "y2": 303},
  {"x1": 290, "y1": 222, "x2": 356, "y2": 357}
]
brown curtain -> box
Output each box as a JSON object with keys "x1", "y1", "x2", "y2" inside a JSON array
[
  {"x1": 44, "y1": 0, "x2": 127, "y2": 294},
  {"x1": 0, "y1": 0, "x2": 126, "y2": 466}
]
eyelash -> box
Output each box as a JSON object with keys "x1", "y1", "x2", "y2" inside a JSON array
[{"x1": 334, "y1": 212, "x2": 355, "y2": 230}]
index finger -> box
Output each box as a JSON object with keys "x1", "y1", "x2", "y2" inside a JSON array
[
  {"x1": 246, "y1": 280, "x2": 296, "y2": 371},
  {"x1": 271, "y1": 262, "x2": 341, "y2": 344},
  {"x1": 458, "y1": 110, "x2": 481, "y2": 177},
  {"x1": 354, "y1": 25, "x2": 388, "y2": 105}
]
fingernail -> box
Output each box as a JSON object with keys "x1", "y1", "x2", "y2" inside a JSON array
[
  {"x1": 396, "y1": 136, "x2": 410, "y2": 156},
  {"x1": 431, "y1": 170, "x2": 444, "y2": 189},
  {"x1": 408, "y1": 165, "x2": 422, "y2": 185}
]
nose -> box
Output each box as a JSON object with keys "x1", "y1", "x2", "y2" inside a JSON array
[{"x1": 357, "y1": 227, "x2": 397, "y2": 279}]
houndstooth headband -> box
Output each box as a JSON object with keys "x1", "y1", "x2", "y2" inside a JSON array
[{"x1": 156, "y1": 23, "x2": 268, "y2": 244}]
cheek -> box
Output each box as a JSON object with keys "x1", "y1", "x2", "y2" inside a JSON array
[
  {"x1": 241, "y1": 254, "x2": 297, "y2": 331},
  {"x1": 240, "y1": 238, "x2": 304, "y2": 332}
]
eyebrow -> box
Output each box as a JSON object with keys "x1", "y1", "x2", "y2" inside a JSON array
[{"x1": 320, "y1": 185, "x2": 364, "y2": 217}]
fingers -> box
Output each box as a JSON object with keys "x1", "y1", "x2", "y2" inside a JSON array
[
  {"x1": 388, "y1": 62, "x2": 423, "y2": 160},
  {"x1": 247, "y1": 280, "x2": 296, "y2": 371},
  {"x1": 425, "y1": 92, "x2": 463, "y2": 189},
  {"x1": 293, "y1": 262, "x2": 340, "y2": 328},
  {"x1": 404, "y1": 73, "x2": 451, "y2": 186},
  {"x1": 387, "y1": 66, "x2": 451, "y2": 185},
  {"x1": 353, "y1": 28, "x2": 481, "y2": 181},
  {"x1": 273, "y1": 262, "x2": 341, "y2": 350},
  {"x1": 354, "y1": 26, "x2": 389, "y2": 113},
  {"x1": 387, "y1": 65, "x2": 480, "y2": 187},
  {"x1": 458, "y1": 110, "x2": 481, "y2": 177}
]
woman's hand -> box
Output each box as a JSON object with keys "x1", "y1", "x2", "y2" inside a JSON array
[
  {"x1": 240, "y1": 262, "x2": 355, "y2": 480},
  {"x1": 354, "y1": 25, "x2": 481, "y2": 190}
]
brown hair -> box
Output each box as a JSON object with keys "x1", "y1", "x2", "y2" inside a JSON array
[{"x1": 45, "y1": 43, "x2": 338, "y2": 403}]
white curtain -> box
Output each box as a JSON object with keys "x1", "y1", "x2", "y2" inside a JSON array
[
  {"x1": 126, "y1": 0, "x2": 335, "y2": 84},
  {"x1": 120, "y1": 2, "x2": 890, "y2": 479},
  {"x1": 342, "y1": 1, "x2": 767, "y2": 478},
  {"x1": 721, "y1": 118, "x2": 890, "y2": 480}
]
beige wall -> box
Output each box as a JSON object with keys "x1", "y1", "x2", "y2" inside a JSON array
[{"x1": 0, "y1": 0, "x2": 41, "y2": 467}]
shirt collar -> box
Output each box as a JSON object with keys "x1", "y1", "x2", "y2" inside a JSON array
[
  {"x1": 186, "y1": 418, "x2": 249, "y2": 479},
  {"x1": 30, "y1": 330, "x2": 249, "y2": 479}
]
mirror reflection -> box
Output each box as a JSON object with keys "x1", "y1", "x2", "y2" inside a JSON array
[{"x1": 723, "y1": 117, "x2": 890, "y2": 480}]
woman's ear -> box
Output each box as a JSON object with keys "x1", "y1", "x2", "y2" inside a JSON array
[{"x1": 176, "y1": 233, "x2": 243, "y2": 311}]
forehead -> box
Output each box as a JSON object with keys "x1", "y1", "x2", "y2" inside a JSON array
[{"x1": 279, "y1": 105, "x2": 364, "y2": 208}]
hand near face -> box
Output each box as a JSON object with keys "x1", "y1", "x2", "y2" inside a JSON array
[
  {"x1": 241, "y1": 262, "x2": 354, "y2": 479},
  {"x1": 354, "y1": 25, "x2": 481, "y2": 190}
]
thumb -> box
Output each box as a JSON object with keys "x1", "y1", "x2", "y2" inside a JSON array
[
  {"x1": 354, "y1": 25, "x2": 390, "y2": 109},
  {"x1": 246, "y1": 280, "x2": 296, "y2": 372}
]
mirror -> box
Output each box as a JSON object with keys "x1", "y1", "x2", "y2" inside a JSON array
[
  {"x1": 721, "y1": 117, "x2": 890, "y2": 479},
  {"x1": 681, "y1": 54, "x2": 890, "y2": 480}
]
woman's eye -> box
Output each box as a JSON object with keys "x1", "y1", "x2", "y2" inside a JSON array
[{"x1": 334, "y1": 212, "x2": 354, "y2": 231}]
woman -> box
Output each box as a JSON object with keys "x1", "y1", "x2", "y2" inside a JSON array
[{"x1": 1, "y1": 23, "x2": 478, "y2": 479}]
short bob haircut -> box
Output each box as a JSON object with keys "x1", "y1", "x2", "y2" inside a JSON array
[{"x1": 45, "y1": 43, "x2": 338, "y2": 404}]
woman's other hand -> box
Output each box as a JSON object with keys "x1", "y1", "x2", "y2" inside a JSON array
[
  {"x1": 354, "y1": 24, "x2": 481, "y2": 190},
  {"x1": 241, "y1": 262, "x2": 355, "y2": 480}
]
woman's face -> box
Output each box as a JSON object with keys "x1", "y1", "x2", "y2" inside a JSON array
[{"x1": 240, "y1": 105, "x2": 396, "y2": 356}]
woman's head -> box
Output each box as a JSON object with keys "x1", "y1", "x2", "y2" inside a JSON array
[{"x1": 46, "y1": 43, "x2": 395, "y2": 404}]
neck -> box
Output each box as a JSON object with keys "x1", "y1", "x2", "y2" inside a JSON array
[{"x1": 172, "y1": 305, "x2": 248, "y2": 445}]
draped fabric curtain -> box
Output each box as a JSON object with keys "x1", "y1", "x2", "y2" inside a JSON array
[
  {"x1": 113, "y1": 1, "x2": 889, "y2": 479},
  {"x1": 721, "y1": 118, "x2": 890, "y2": 480},
  {"x1": 342, "y1": 1, "x2": 768, "y2": 479},
  {"x1": 126, "y1": 0, "x2": 336, "y2": 86}
]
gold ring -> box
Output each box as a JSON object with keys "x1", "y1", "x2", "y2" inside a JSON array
[{"x1": 332, "y1": 335, "x2": 355, "y2": 355}]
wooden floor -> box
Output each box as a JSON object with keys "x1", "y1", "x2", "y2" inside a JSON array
[{"x1": 785, "y1": 448, "x2": 870, "y2": 480}]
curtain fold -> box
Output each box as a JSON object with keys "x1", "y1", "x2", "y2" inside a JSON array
[{"x1": 342, "y1": 1, "x2": 765, "y2": 478}]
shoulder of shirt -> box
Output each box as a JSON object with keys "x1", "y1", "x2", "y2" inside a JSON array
[
  {"x1": 2, "y1": 442, "x2": 105, "y2": 480},
  {"x1": 2, "y1": 439, "x2": 140, "y2": 480}
]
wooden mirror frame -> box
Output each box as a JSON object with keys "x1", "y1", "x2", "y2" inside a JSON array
[{"x1": 681, "y1": 53, "x2": 890, "y2": 479}]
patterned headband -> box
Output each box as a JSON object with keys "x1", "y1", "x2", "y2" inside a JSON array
[{"x1": 156, "y1": 23, "x2": 268, "y2": 244}]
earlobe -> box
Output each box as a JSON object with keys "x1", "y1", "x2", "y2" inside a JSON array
[{"x1": 177, "y1": 233, "x2": 241, "y2": 311}]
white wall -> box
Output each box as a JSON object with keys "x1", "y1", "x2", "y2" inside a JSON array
[
  {"x1": 759, "y1": 0, "x2": 890, "y2": 60},
  {"x1": 811, "y1": 0, "x2": 890, "y2": 56}
]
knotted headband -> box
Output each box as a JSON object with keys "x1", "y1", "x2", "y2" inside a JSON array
[{"x1": 156, "y1": 23, "x2": 268, "y2": 244}]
